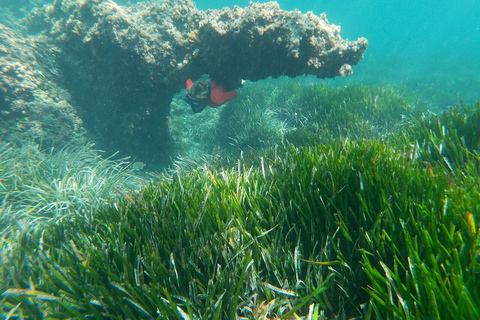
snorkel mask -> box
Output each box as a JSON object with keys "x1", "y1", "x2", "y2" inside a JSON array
[{"x1": 185, "y1": 80, "x2": 211, "y2": 113}]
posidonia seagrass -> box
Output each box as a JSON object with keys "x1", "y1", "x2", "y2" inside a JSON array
[{"x1": 1, "y1": 84, "x2": 479, "y2": 319}]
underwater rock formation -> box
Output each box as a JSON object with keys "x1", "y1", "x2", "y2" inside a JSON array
[
  {"x1": 4, "y1": 0, "x2": 367, "y2": 162},
  {"x1": 0, "y1": 24, "x2": 84, "y2": 148}
]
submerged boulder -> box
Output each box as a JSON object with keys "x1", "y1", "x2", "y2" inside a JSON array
[
  {"x1": 0, "y1": 23, "x2": 85, "y2": 149},
  {"x1": 3, "y1": 0, "x2": 367, "y2": 162}
]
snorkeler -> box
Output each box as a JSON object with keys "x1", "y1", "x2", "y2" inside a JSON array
[{"x1": 184, "y1": 78, "x2": 238, "y2": 113}]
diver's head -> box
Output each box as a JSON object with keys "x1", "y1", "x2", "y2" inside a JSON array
[
  {"x1": 188, "y1": 81, "x2": 210, "y2": 101},
  {"x1": 185, "y1": 80, "x2": 211, "y2": 113}
]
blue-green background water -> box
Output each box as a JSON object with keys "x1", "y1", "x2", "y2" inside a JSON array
[
  {"x1": 193, "y1": 0, "x2": 480, "y2": 107},
  {"x1": 3, "y1": 0, "x2": 480, "y2": 107}
]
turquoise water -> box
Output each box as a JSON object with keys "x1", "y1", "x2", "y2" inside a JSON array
[
  {"x1": 193, "y1": 0, "x2": 480, "y2": 106},
  {"x1": 3, "y1": 0, "x2": 479, "y2": 106}
]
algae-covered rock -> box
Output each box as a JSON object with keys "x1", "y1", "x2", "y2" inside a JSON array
[
  {"x1": 0, "y1": 23, "x2": 85, "y2": 148},
  {"x1": 3, "y1": 0, "x2": 367, "y2": 162},
  {"x1": 39, "y1": 0, "x2": 367, "y2": 89}
]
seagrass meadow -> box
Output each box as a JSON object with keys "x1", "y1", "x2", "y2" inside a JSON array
[{"x1": 1, "y1": 83, "x2": 480, "y2": 319}]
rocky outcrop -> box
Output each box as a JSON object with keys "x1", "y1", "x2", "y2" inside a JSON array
[
  {"x1": 2, "y1": 0, "x2": 367, "y2": 163},
  {"x1": 0, "y1": 24, "x2": 85, "y2": 149}
]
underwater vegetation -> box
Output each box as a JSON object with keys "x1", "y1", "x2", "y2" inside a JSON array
[
  {"x1": 0, "y1": 142, "x2": 146, "y2": 239},
  {"x1": 170, "y1": 81, "x2": 427, "y2": 157},
  {"x1": 1, "y1": 84, "x2": 479, "y2": 319}
]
